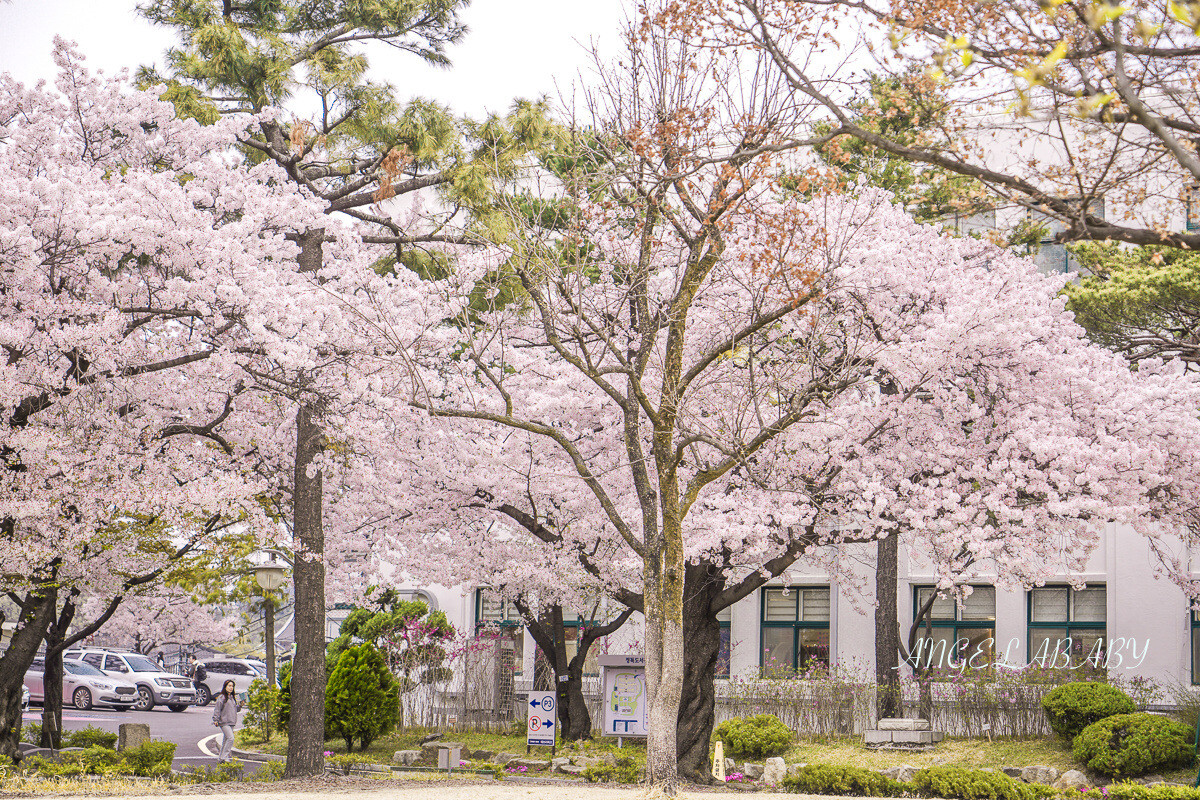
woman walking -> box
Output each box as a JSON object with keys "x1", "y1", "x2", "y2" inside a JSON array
[{"x1": 212, "y1": 679, "x2": 239, "y2": 763}]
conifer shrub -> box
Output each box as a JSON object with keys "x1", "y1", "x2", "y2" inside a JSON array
[
  {"x1": 324, "y1": 642, "x2": 399, "y2": 751},
  {"x1": 1042, "y1": 681, "x2": 1136, "y2": 740}
]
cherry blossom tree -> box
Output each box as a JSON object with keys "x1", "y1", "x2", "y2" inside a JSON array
[
  {"x1": 0, "y1": 41, "x2": 425, "y2": 757},
  {"x1": 80, "y1": 587, "x2": 237, "y2": 656}
]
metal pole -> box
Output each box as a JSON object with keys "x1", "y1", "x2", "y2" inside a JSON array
[{"x1": 264, "y1": 593, "x2": 276, "y2": 688}]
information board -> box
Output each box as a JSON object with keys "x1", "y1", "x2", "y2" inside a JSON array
[
  {"x1": 526, "y1": 690, "x2": 557, "y2": 747},
  {"x1": 599, "y1": 654, "x2": 647, "y2": 738}
]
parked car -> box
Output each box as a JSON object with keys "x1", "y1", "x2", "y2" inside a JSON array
[
  {"x1": 21, "y1": 685, "x2": 28, "y2": 714},
  {"x1": 63, "y1": 649, "x2": 194, "y2": 712},
  {"x1": 23, "y1": 657, "x2": 138, "y2": 711},
  {"x1": 192, "y1": 658, "x2": 268, "y2": 706}
]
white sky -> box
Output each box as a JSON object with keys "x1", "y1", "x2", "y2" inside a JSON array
[{"x1": 0, "y1": 0, "x2": 630, "y2": 117}]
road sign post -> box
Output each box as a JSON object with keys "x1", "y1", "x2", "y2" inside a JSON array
[{"x1": 526, "y1": 690, "x2": 557, "y2": 755}]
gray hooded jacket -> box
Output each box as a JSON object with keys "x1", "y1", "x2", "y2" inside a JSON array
[{"x1": 212, "y1": 694, "x2": 239, "y2": 726}]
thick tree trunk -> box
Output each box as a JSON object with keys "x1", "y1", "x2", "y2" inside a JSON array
[
  {"x1": 875, "y1": 534, "x2": 901, "y2": 720},
  {"x1": 40, "y1": 592, "x2": 78, "y2": 750},
  {"x1": 285, "y1": 226, "x2": 327, "y2": 779},
  {"x1": 644, "y1": 521, "x2": 685, "y2": 795},
  {"x1": 0, "y1": 592, "x2": 56, "y2": 761},
  {"x1": 562, "y1": 656, "x2": 592, "y2": 741},
  {"x1": 676, "y1": 565, "x2": 723, "y2": 783}
]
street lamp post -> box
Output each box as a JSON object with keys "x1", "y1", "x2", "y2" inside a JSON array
[{"x1": 252, "y1": 551, "x2": 289, "y2": 689}]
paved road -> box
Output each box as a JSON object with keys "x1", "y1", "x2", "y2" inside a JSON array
[{"x1": 22, "y1": 702, "x2": 268, "y2": 773}]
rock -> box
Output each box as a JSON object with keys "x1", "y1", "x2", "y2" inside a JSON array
[
  {"x1": 552, "y1": 757, "x2": 571, "y2": 770},
  {"x1": 419, "y1": 732, "x2": 443, "y2": 745},
  {"x1": 472, "y1": 749, "x2": 494, "y2": 761},
  {"x1": 1141, "y1": 775, "x2": 1166, "y2": 786},
  {"x1": 392, "y1": 750, "x2": 420, "y2": 766},
  {"x1": 493, "y1": 752, "x2": 520, "y2": 765},
  {"x1": 726, "y1": 757, "x2": 736, "y2": 774},
  {"x1": 1054, "y1": 770, "x2": 1089, "y2": 790},
  {"x1": 117, "y1": 723, "x2": 150, "y2": 751},
  {"x1": 557, "y1": 763, "x2": 585, "y2": 775},
  {"x1": 421, "y1": 741, "x2": 465, "y2": 760},
  {"x1": 508, "y1": 758, "x2": 550, "y2": 771},
  {"x1": 743, "y1": 762, "x2": 764, "y2": 779},
  {"x1": 883, "y1": 765, "x2": 918, "y2": 783},
  {"x1": 787, "y1": 763, "x2": 807, "y2": 778},
  {"x1": 762, "y1": 757, "x2": 787, "y2": 787},
  {"x1": 601, "y1": 753, "x2": 618, "y2": 767},
  {"x1": 1002, "y1": 767, "x2": 1023, "y2": 778},
  {"x1": 1020, "y1": 766, "x2": 1061, "y2": 785}
]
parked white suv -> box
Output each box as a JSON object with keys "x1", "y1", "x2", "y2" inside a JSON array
[
  {"x1": 64, "y1": 649, "x2": 195, "y2": 712},
  {"x1": 193, "y1": 658, "x2": 267, "y2": 706}
]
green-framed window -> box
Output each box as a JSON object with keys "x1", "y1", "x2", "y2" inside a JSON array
[
  {"x1": 716, "y1": 605, "x2": 731, "y2": 679},
  {"x1": 760, "y1": 586, "x2": 830, "y2": 675},
  {"x1": 1187, "y1": 185, "x2": 1200, "y2": 232},
  {"x1": 912, "y1": 586, "x2": 996, "y2": 671},
  {"x1": 1190, "y1": 608, "x2": 1200, "y2": 685},
  {"x1": 1027, "y1": 585, "x2": 1106, "y2": 670},
  {"x1": 560, "y1": 609, "x2": 605, "y2": 677},
  {"x1": 475, "y1": 589, "x2": 524, "y2": 677}
]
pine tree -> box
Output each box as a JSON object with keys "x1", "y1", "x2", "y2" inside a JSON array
[{"x1": 325, "y1": 643, "x2": 399, "y2": 752}]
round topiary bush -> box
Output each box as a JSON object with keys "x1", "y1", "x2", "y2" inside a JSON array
[
  {"x1": 714, "y1": 713, "x2": 793, "y2": 759},
  {"x1": 1071, "y1": 713, "x2": 1193, "y2": 778},
  {"x1": 1041, "y1": 681, "x2": 1136, "y2": 741}
]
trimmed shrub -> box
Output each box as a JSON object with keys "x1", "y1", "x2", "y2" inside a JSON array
[
  {"x1": 783, "y1": 764, "x2": 906, "y2": 796},
  {"x1": 121, "y1": 741, "x2": 177, "y2": 778},
  {"x1": 714, "y1": 714, "x2": 794, "y2": 759},
  {"x1": 911, "y1": 767, "x2": 1056, "y2": 800},
  {"x1": 1042, "y1": 681, "x2": 1136, "y2": 740},
  {"x1": 1081, "y1": 783, "x2": 1200, "y2": 800},
  {"x1": 1073, "y1": 712, "x2": 1193, "y2": 778},
  {"x1": 325, "y1": 642, "x2": 400, "y2": 751},
  {"x1": 582, "y1": 761, "x2": 642, "y2": 783},
  {"x1": 64, "y1": 725, "x2": 117, "y2": 749}
]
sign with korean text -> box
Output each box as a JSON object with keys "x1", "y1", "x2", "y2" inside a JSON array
[
  {"x1": 526, "y1": 690, "x2": 556, "y2": 747},
  {"x1": 599, "y1": 654, "x2": 647, "y2": 738}
]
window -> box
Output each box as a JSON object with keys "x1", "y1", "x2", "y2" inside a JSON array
[
  {"x1": 1027, "y1": 585, "x2": 1106, "y2": 669},
  {"x1": 716, "y1": 605, "x2": 732, "y2": 679},
  {"x1": 82, "y1": 653, "x2": 104, "y2": 669},
  {"x1": 475, "y1": 589, "x2": 524, "y2": 679},
  {"x1": 104, "y1": 655, "x2": 129, "y2": 673},
  {"x1": 760, "y1": 586, "x2": 831, "y2": 674},
  {"x1": 561, "y1": 609, "x2": 606, "y2": 677},
  {"x1": 912, "y1": 586, "x2": 996, "y2": 672},
  {"x1": 1191, "y1": 608, "x2": 1200, "y2": 685}
]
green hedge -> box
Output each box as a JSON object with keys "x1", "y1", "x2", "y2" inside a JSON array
[
  {"x1": 1081, "y1": 783, "x2": 1200, "y2": 800},
  {"x1": 714, "y1": 714, "x2": 794, "y2": 759},
  {"x1": 1042, "y1": 682, "x2": 1136, "y2": 741},
  {"x1": 783, "y1": 766, "x2": 1059, "y2": 800},
  {"x1": 19, "y1": 741, "x2": 176, "y2": 779},
  {"x1": 783, "y1": 764, "x2": 907, "y2": 796},
  {"x1": 1072, "y1": 713, "x2": 1193, "y2": 778}
]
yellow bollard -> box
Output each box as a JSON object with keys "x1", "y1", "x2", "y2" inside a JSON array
[{"x1": 712, "y1": 740, "x2": 726, "y2": 783}]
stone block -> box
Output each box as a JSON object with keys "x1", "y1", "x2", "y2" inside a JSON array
[
  {"x1": 864, "y1": 730, "x2": 893, "y2": 745},
  {"x1": 1054, "y1": 770, "x2": 1089, "y2": 790},
  {"x1": 743, "y1": 762, "x2": 764, "y2": 779},
  {"x1": 117, "y1": 723, "x2": 150, "y2": 751},
  {"x1": 878, "y1": 718, "x2": 932, "y2": 731},
  {"x1": 883, "y1": 765, "x2": 918, "y2": 782},
  {"x1": 392, "y1": 750, "x2": 420, "y2": 765},
  {"x1": 422, "y1": 740, "x2": 464, "y2": 760},
  {"x1": 493, "y1": 752, "x2": 520, "y2": 765},
  {"x1": 932, "y1": 731, "x2": 945, "y2": 742},
  {"x1": 509, "y1": 758, "x2": 550, "y2": 771},
  {"x1": 472, "y1": 749, "x2": 494, "y2": 761},
  {"x1": 557, "y1": 763, "x2": 585, "y2": 775},
  {"x1": 725, "y1": 757, "x2": 736, "y2": 774},
  {"x1": 891, "y1": 730, "x2": 934, "y2": 745},
  {"x1": 762, "y1": 757, "x2": 787, "y2": 787},
  {"x1": 1002, "y1": 767, "x2": 1023, "y2": 778},
  {"x1": 1020, "y1": 766, "x2": 1060, "y2": 785}
]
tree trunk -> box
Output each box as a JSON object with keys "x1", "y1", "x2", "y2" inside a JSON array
[
  {"x1": 676, "y1": 565, "x2": 723, "y2": 783},
  {"x1": 875, "y1": 534, "x2": 901, "y2": 720},
  {"x1": 562, "y1": 655, "x2": 591, "y2": 741},
  {"x1": 285, "y1": 228, "x2": 327, "y2": 779},
  {"x1": 0, "y1": 591, "x2": 56, "y2": 761},
  {"x1": 643, "y1": 517, "x2": 685, "y2": 795}
]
